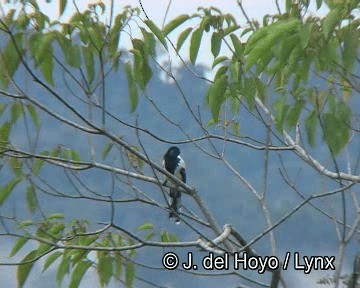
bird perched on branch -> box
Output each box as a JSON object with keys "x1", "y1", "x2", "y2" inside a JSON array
[{"x1": 163, "y1": 146, "x2": 186, "y2": 224}]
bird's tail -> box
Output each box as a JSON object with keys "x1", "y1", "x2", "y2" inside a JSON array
[{"x1": 169, "y1": 188, "x2": 181, "y2": 224}]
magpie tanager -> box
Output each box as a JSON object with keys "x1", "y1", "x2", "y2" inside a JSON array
[{"x1": 163, "y1": 146, "x2": 186, "y2": 224}]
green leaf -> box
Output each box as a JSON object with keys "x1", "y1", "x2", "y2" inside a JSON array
[
  {"x1": 102, "y1": 142, "x2": 114, "y2": 160},
  {"x1": 28, "y1": 0, "x2": 39, "y2": 10},
  {"x1": 342, "y1": 25, "x2": 358, "y2": 72},
  {"x1": 243, "y1": 77, "x2": 255, "y2": 110},
  {"x1": 0, "y1": 178, "x2": 21, "y2": 206},
  {"x1": 36, "y1": 243, "x2": 52, "y2": 256},
  {"x1": 81, "y1": 46, "x2": 94, "y2": 83},
  {"x1": 26, "y1": 185, "x2": 37, "y2": 213},
  {"x1": 17, "y1": 13, "x2": 30, "y2": 29},
  {"x1": 124, "y1": 63, "x2": 138, "y2": 113},
  {"x1": 0, "y1": 121, "x2": 11, "y2": 146},
  {"x1": 244, "y1": 19, "x2": 300, "y2": 71},
  {"x1": 79, "y1": 235, "x2": 98, "y2": 246},
  {"x1": 58, "y1": 37, "x2": 81, "y2": 68},
  {"x1": 255, "y1": 78, "x2": 267, "y2": 102},
  {"x1": 111, "y1": 234, "x2": 123, "y2": 247},
  {"x1": 136, "y1": 223, "x2": 154, "y2": 230},
  {"x1": 56, "y1": 255, "x2": 71, "y2": 285},
  {"x1": 160, "y1": 231, "x2": 169, "y2": 242},
  {"x1": 60, "y1": 148, "x2": 72, "y2": 160},
  {"x1": 132, "y1": 38, "x2": 146, "y2": 54},
  {"x1": 144, "y1": 232, "x2": 154, "y2": 241},
  {"x1": 26, "y1": 104, "x2": 39, "y2": 127},
  {"x1": 87, "y1": 27, "x2": 104, "y2": 51},
  {"x1": 131, "y1": 49, "x2": 143, "y2": 85},
  {"x1": 40, "y1": 45, "x2": 54, "y2": 85},
  {"x1": 9, "y1": 157, "x2": 22, "y2": 177},
  {"x1": 125, "y1": 262, "x2": 135, "y2": 288},
  {"x1": 321, "y1": 101, "x2": 350, "y2": 155},
  {"x1": 97, "y1": 255, "x2": 113, "y2": 286},
  {"x1": 230, "y1": 92, "x2": 241, "y2": 114},
  {"x1": 299, "y1": 22, "x2": 313, "y2": 50},
  {"x1": 168, "y1": 233, "x2": 177, "y2": 242},
  {"x1": 33, "y1": 11, "x2": 50, "y2": 30},
  {"x1": 209, "y1": 75, "x2": 228, "y2": 122},
  {"x1": 131, "y1": 47, "x2": 152, "y2": 90},
  {"x1": 286, "y1": 99, "x2": 305, "y2": 129},
  {"x1": 28, "y1": 32, "x2": 41, "y2": 65},
  {"x1": 223, "y1": 25, "x2": 240, "y2": 36},
  {"x1": 190, "y1": 28, "x2": 203, "y2": 65},
  {"x1": 32, "y1": 157, "x2": 44, "y2": 176},
  {"x1": 69, "y1": 260, "x2": 92, "y2": 288},
  {"x1": 229, "y1": 61, "x2": 241, "y2": 98},
  {"x1": 141, "y1": 60, "x2": 152, "y2": 89},
  {"x1": 114, "y1": 253, "x2": 122, "y2": 278},
  {"x1": 112, "y1": 50, "x2": 122, "y2": 71},
  {"x1": 241, "y1": 27, "x2": 253, "y2": 37},
  {"x1": 71, "y1": 250, "x2": 89, "y2": 266},
  {"x1": 205, "y1": 118, "x2": 216, "y2": 128},
  {"x1": 305, "y1": 110, "x2": 318, "y2": 147},
  {"x1": 0, "y1": 103, "x2": 7, "y2": 118},
  {"x1": 10, "y1": 102, "x2": 22, "y2": 123},
  {"x1": 108, "y1": 14, "x2": 123, "y2": 56},
  {"x1": 140, "y1": 28, "x2": 156, "y2": 56},
  {"x1": 144, "y1": 19, "x2": 167, "y2": 50},
  {"x1": 17, "y1": 250, "x2": 37, "y2": 288},
  {"x1": 59, "y1": 0, "x2": 67, "y2": 16},
  {"x1": 0, "y1": 33, "x2": 23, "y2": 88},
  {"x1": 176, "y1": 27, "x2": 192, "y2": 51},
  {"x1": 10, "y1": 237, "x2": 28, "y2": 257},
  {"x1": 273, "y1": 95, "x2": 289, "y2": 133},
  {"x1": 230, "y1": 33, "x2": 243, "y2": 58},
  {"x1": 214, "y1": 65, "x2": 228, "y2": 81},
  {"x1": 71, "y1": 150, "x2": 81, "y2": 162},
  {"x1": 211, "y1": 32, "x2": 222, "y2": 58},
  {"x1": 17, "y1": 220, "x2": 33, "y2": 229},
  {"x1": 200, "y1": 15, "x2": 211, "y2": 32},
  {"x1": 244, "y1": 25, "x2": 271, "y2": 53},
  {"x1": 35, "y1": 32, "x2": 57, "y2": 65},
  {"x1": 43, "y1": 251, "x2": 62, "y2": 272},
  {"x1": 212, "y1": 56, "x2": 228, "y2": 68},
  {"x1": 323, "y1": 6, "x2": 343, "y2": 38},
  {"x1": 48, "y1": 223, "x2": 65, "y2": 239},
  {"x1": 163, "y1": 14, "x2": 189, "y2": 36},
  {"x1": 48, "y1": 213, "x2": 64, "y2": 220},
  {"x1": 232, "y1": 121, "x2": 240, "y2": 136}
]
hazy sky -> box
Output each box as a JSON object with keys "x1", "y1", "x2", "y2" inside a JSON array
[
  {"x1": 11, "y1": 0, "x2": 281, "y2": 22},
  {"x1": 0, "y1": 1, "x2": 328, "y2": 68}
]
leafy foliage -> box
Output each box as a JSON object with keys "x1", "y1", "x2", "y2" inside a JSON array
[
  {"x1": 165, "y1": 3, "x2": 358, "y2": 155},
  {"x1": 10, "y1": 215, "x2": 154, "y2": 287}
]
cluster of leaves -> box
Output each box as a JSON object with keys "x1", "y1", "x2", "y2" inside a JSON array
[
  {"x1": 0, "y1": 1, "x2": 140, "y2": 110},
  {"x1": 0, "y1": 101, "x2": 39, "y2": 208},
  {"x1": 9, "y1": 217, "x2": 177, "y2": 287},
  {"x1": 159, "y1": 1, "x2": 358, "y2": 155},
  {"x1": 10, "y1": 215, "x2": 137, "y2": 288}
]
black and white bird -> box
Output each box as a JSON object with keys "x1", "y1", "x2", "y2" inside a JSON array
[{"x1": 163, "y1": 146, "x2": 186, "y2": 224}]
